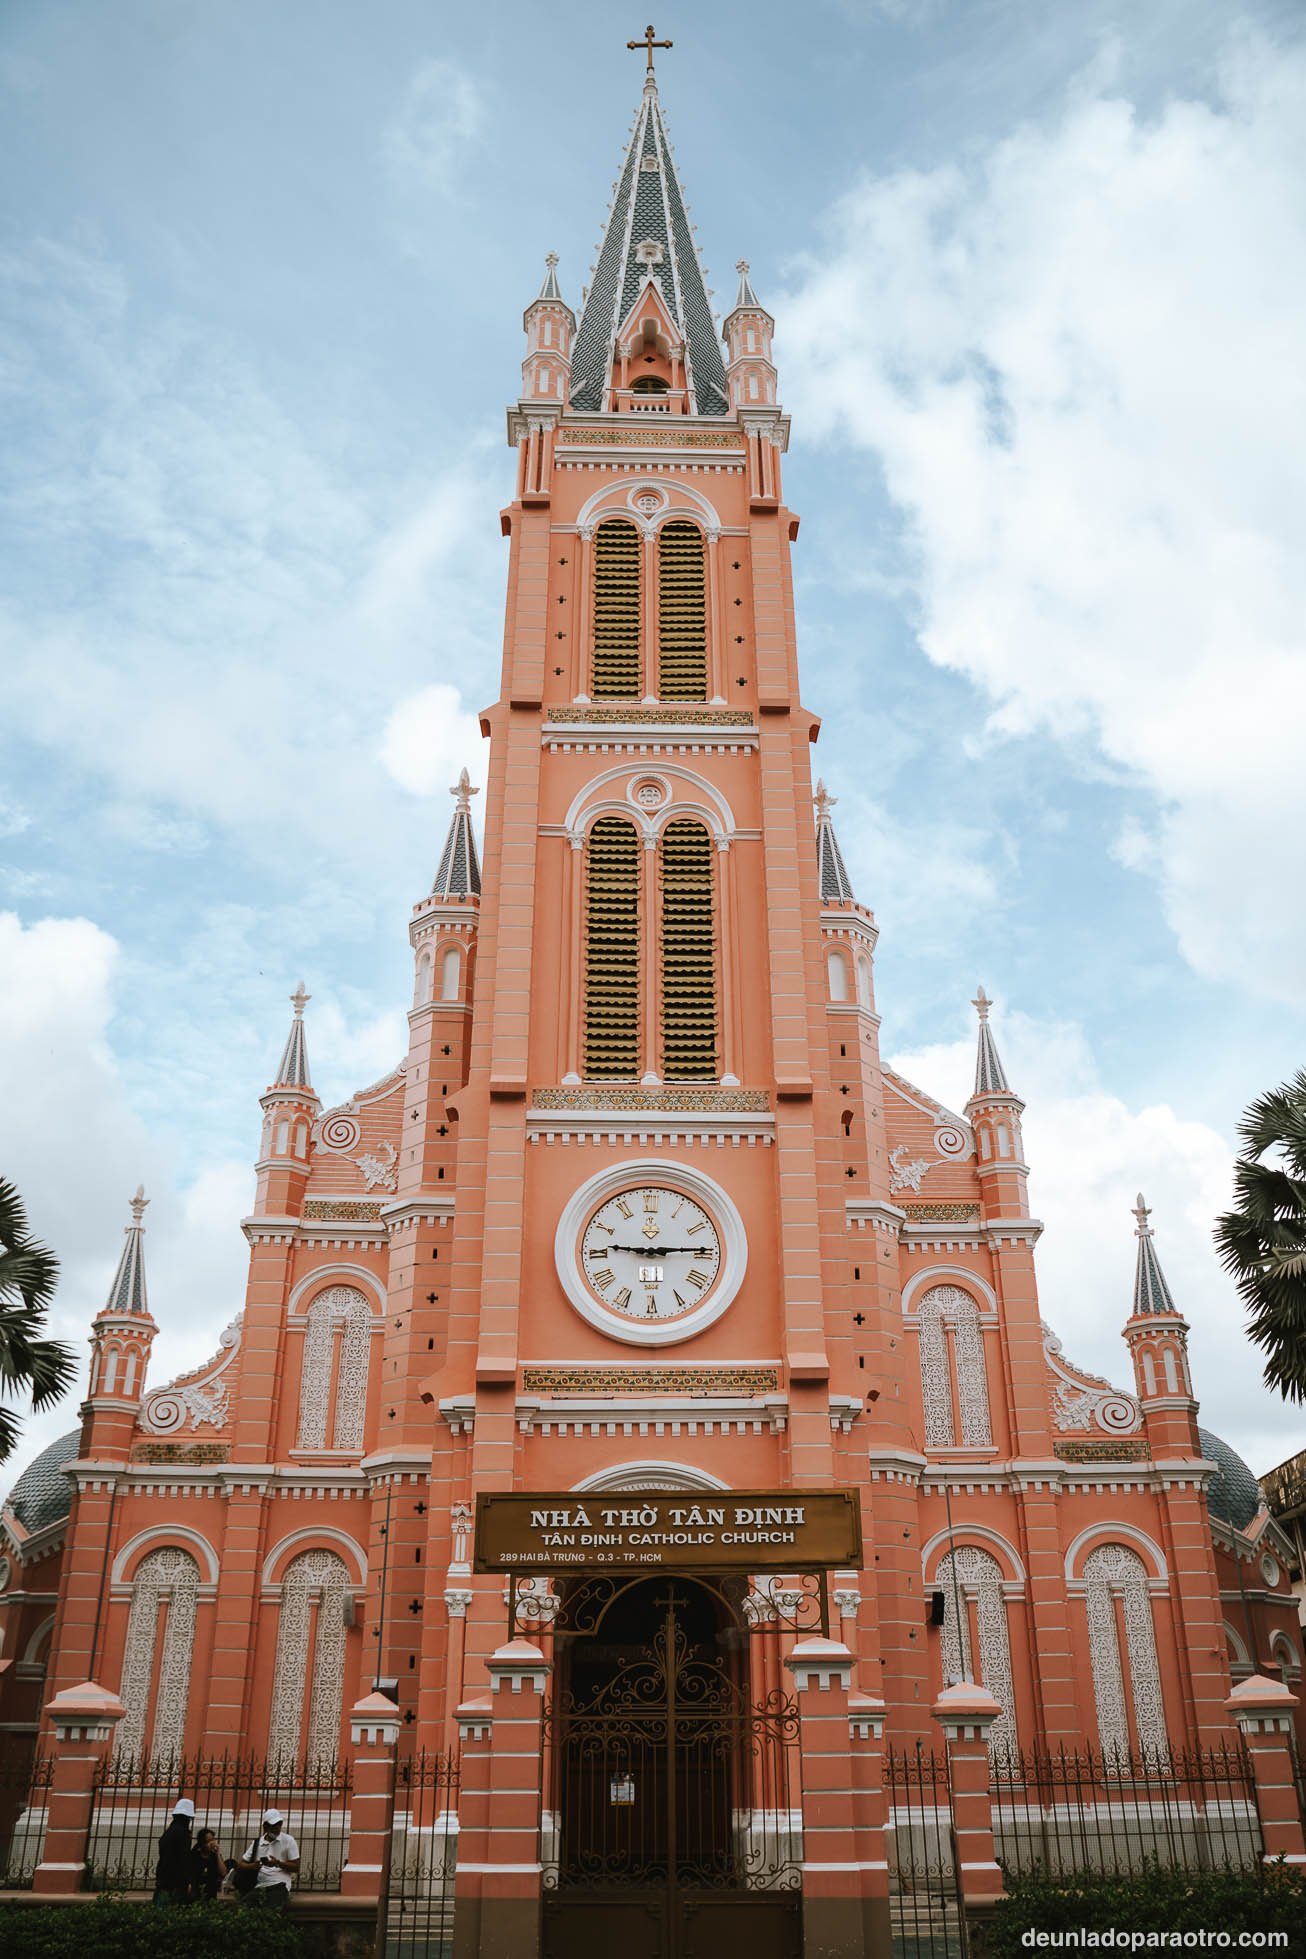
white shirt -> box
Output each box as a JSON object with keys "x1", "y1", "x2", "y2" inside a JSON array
[{"x1": 249, "y1": 1829, "x2": 299, "y2": 1889}]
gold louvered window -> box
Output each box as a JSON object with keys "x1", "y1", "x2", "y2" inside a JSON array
[
  {"x1": 657, "y1": 521, "x2": 707, "y2": 701},
  {"x1": 591, "y1": 519, "x2": 642, "y2": 698},
  {"x1": 584, "y1": 817, "x2": 642, "y2": 1079},
  {"x1": 660, "y1": 818, "x2": 717, "y2": 1079}
]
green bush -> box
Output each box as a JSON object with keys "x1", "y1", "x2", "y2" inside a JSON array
[
  {"x1": 982, "y1": 1862, "x2": 1306, "y2": 1959},
  {"x1": 0, "y1": 1898, "x2": 306, "y2": 1959}
]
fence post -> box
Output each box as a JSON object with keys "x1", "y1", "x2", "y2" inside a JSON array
[
  {"x1": 932, "y1": 1682, "x2": 1004, "y2": 1903},
  {"x1": 848, "y1": 1692, "x2": 892, "y2": 1958},
  {"x1": 785, "y1": 1636, "x2": 868, "y2": 1958},
  {"x1": 1226, "y1": 1674, "x2": 1306, "y2": 1864},
  {"x1": 31, "y1": 1680, "x2": 124, "y2": 1894},
  {"x1": 452, "y1": 1638, "x2": 549, "y2": 1959},
  {"x1": 341, "y1": 1691, "x2": 400, "y2": 1903}
]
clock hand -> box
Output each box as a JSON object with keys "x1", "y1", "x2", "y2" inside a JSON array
[{"x1": 606, "y1": 1244, "x2": 715, "y2": 1257}]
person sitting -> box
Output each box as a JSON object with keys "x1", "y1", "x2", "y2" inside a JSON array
[
  {"x1": 189, "y1": 1825, "x2": 228, "y2": 1901},
  {"x1": 153, "y1": 1798, "x2": 194, "y2": 1906},
  {"x1": 237, "y1": 1808, "x2": 300, "y2": 1906}
]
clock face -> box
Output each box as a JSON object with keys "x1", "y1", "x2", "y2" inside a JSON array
[{"x1": 580, "y1": 1185, "x2": 723, "y2": 1324}]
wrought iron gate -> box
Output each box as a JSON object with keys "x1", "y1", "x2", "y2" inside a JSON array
[{"x1": 540, "y1": 1582, "x2": 802, "y2": 1959}]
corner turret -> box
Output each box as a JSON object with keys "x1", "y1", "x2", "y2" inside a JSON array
[
  {"x1": 965, "y1": 988, "x2": 1030, "y2": 1218},
  {"x1": 1123, "y1": 1194, "x2": 1202, "y2": 1457},
  {"x1": 723, "y1": 260, "x2": 778, "y2": 411},
  {"x1": 522, "y1": 254, "x2": 575, "y2": 408},
  {"x1": 82, "y1": 1187, "x2": 156, "y2": 1458},
  {"x1": 253, "y1": 984, "x2": 319, "y2": 1217}
]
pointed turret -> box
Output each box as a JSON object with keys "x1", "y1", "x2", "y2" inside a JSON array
[
  {"x1": 814, "y1": 780, "x2": 857, "y2": 904},
  {"x1": 723, "y1": 258, "x2": 779, "y2": 411},
  {"x1": 966, "y1": 988, "x2": 1029, "y2": 1217},
  {"x1": 522, "y1": 254, "x2": 576, "y2": 407},
  {"x1": 432, "y1": 771, "x2": 482, "y2": 900},
  {"x1": 1122, "y1": 1194, "x2": 1201, "y2": 1456},
  {"x1": 253, "y1": 985, "x2": 319, "y2": 1218},
  {"x1": 971, "y1": 986, "x2": 1010, "y2": 1096},
  {"x1": 83, "y1": 1187, "x2": 157, "y2": 1451},
  {"x1": 569, "y1": 70, "x2": 728, "y2": 415},
  {"x1": 273, "y1": 982, "x2": 313, "y2": 1090}
]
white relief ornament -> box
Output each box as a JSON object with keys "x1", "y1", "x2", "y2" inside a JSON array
[
  {"x1": 355, "y1": 1141, "x2": 398, "y2": 1192},
  {"x1": 833, "y1": 1587, "x2": 860, "y2": 1622},
  {"x1": 634, "y1": 779, "x2": 666, "y2": 808},
  {"x1": 937, "y1": 1544, "x2": 1017, "y2": 1759},
  {"x1": 514, "y1": 1577, "x2": 561, "y2": 1626},
  {"x1": 1083, "y1": 1543, "x2": 1166, "y2": 1757},
  {"x1": 444, "y1": 1588, "x2": 474, "y2": 1620},
  {"x1": 142, "y1": 1316, "x2": 242, "y2": 1435},
  {"x1": 1042, "y1": 1326, "x2": 1142, "y2": 1435},
  {"x1": 933, "y1": 1124, "x2": 969, "y2": 1159},
  {"x1": 319, "y1": 1113, "x2": 362, "y2": 1153},
  {"x1": 889, "y1": 1144, "x2": 934, "y2": 1194},
  {"x1": 116, "y1": 1547, "x2": 200, "y2": 1766},
  {"x1": 269, "y1": 1549, "x2": 350, "y2": 1770}
]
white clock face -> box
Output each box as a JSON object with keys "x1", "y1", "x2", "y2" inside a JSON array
[{"x1": 580, "y1": 1185, "x2": 722, "y2": 1324}]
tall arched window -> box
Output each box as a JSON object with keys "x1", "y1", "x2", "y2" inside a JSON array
[
  {"x1": 441, "y1": 945, "x2": 461, "y2": 1000},
  {"x1": 268, "y1": 1549, "x2": 351, "y2": 1768},
  {"x1": 917, "y1": 1285, "x2": 993, "y2": 1448},
  {"x1": 937, "y1": 1544, "x2": 1018, "y2": 1758},
  {"x1": 1083, "y1": 1543, "x2": 1166, "y2": 1756},
  {"x1": 660, "y1": 818, "x2": 717, "y2": 1079},
  {"x1": 584, "y1": 817, "x2": 642, "y2": 1078},
  {"x1": 827, "y1": 949, "x2": 849, "y2": 1001},
  {"x1": 657, "y1": 521, "x2": 707, "y2": 701},
  {"x1": 591, "y1": 519, "x2": 642, "y2": 698},
  {"x1": 297, "y1": 1286, "x2": 373, "y2": 1452},
  {"x1": 116, "y1": 1546, "x2": 200, "y2": 1765}
]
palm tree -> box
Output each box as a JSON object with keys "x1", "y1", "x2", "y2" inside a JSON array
[
  {"x1": 1214, "y1": 1068, "x2": 1306, "y2": 1404},
  {"x1": 0, "y1": 1179, "x2": 77, "y2": 1461}
]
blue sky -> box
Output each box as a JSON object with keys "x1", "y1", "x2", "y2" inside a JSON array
[{"x1": 2, "y1": 0, "x2": 1305, "y2": 1478}]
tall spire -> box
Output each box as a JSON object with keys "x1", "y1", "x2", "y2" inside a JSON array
[
  {"x1": 101, "y1": 1186, "x2": 151, "y2": 1320},
  {"x1": 432, "y1": 770, "x2": 482, "y2": 899},
  {"x1": 971, "y1": 987, "x2": 1011, "y2": 1096},
  {"x1": 732, "y1": 259, "x2": 761, "y2": 310},
  {"x1": 538, "y1": 252, "x2": 563, "y2": 302},
  {"x1": 273, "y1": 983, "x2": 312, "y2": 1089},
  {"x1": 814, "y1": 780, "x2": 857, "y2": 903},
  {"x1": 569, "y1": 66, "x2": 728, "y2": 415},
  {"x1": 1132, "y1": 1193, "x2": 1180, "y2": 1317}
]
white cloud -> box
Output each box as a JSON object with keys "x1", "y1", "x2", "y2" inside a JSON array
[
  {"x1": 785, "y1": 32, "x2": 1306, "y2": 1002},
  {"x1": 889, "y1": 1005, "x2": 1299, "y2": 1474},
  {"x1": 383, "y1": 59, "x2": 485, "y2": 199},
  {"x1": 379, "y1": 682, "x2": 489, "y2": 797},
  {"x1": 0, "y1": 912, "x2": 248, "y2": 1478}
]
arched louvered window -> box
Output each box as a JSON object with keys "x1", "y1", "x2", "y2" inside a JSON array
[
  {"x1": 658, "y1": 521, "x2": 707, "y2": 701},
  {"x1": 661, "y1": 818, "x2": 717, "y2": 1079},
  {"x1": 585, "y1": 817, "x2": 642, "y2": 1078},
  {"x1": 268, "y1": 1549, "x2": 351, "y2": 1769},
  {"x1": 116, "y1": 1547, "x2": 200, "y2": 1766},
  {"x1": 592, "y1": 519, "x2": 642, "y2": 698}
]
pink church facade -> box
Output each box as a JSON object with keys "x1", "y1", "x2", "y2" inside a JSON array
[{"x1": 3, "y1": 49, "x2": 1303, "y2": 1955}]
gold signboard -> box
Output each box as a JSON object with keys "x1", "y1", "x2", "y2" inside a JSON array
[{"x1": 473, "y1": 1487, "x2": 861, "y2": 1574}]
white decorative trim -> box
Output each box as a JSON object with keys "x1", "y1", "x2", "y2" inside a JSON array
[
  {"x1": 1065, "y1": 1522, "x2": 1168, "y2": 1584},
  {"x1": 902, "y1": 1267, "x2": 999, "y2": 1318},
  {"x1": 142, "y1": 1315, "x2": 242, "y2": 1435},
  {"x1": 112, "y1": 1525, "x2": 220, "y2": 1588},
  {"x1": 921, "y1": 1526, "x2": 1026, "y2": 1587},
  {"x1": 571, "y1": 1460, "x2": 730, "y2": 1493},
  {"x1": 563, "y1": 762, "x2": 737, "y2": 840},
  {"x1": 1043, "y1": 1325, "x2": 1142, "y2": 1436},
  {"x1": 262, "y1": 1527, "x2": 368, "y2": 1590},
  {"x1": 574, "y1": 477, "x2": 724, "y2": 535},
  {"x1": 288, "y1": 1265, "x2": 387, "y2": 1315},
  {"x1": 553, "y1": 1158, "x2": 747, "y2": 1348}
]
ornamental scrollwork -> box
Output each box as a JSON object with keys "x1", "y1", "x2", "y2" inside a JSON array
[
  {"x1": 141, "y1": 1316, "x2": 242, "y2": 1436},
  {"x1": 1043, "y1": 1325, "x2": 1142, "y2": 1435}
]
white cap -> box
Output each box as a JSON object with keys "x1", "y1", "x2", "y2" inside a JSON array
[
  {"x1": 262, "y1": 1808, "x2": 283, "y2": 1826},
  {"x1": 173, "y1": 1799, "x2": 195, "y2": 1819}
]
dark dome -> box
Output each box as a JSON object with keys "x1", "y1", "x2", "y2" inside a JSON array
[
  {"x1": 1199, "y1": 1426, "x2": 1263, "y2": 1532},
  {"x1": 2, "y1": 1429, "x2": 80, "y2": 1536}
]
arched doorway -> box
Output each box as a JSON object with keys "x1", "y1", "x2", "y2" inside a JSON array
[{"x1": 541, "y1": 1575, "x2": 801, "y2": 1959}]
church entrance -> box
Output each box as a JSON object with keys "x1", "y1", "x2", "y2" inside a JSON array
[{"x1": 539, "y1": 1576, "x2": 802, "y2": 1959}]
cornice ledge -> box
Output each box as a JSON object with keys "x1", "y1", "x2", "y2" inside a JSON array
[
  {"x1": 981, "y1": 1217, "x2": 1044, "y2": 1244},
  {"x1": 844, "y1": 1199, "x2": 908, "y2": 1233},
  {"x1": 379, "y1": 1196, "x2": 457, "y2": 1228}
]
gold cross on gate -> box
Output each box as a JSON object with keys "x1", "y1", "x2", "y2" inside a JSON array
[{"x1": 628, "y1": 23, "x2": 672, "y2": 71}]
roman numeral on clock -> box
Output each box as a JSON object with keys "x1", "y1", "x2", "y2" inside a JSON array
[
  {"x1": 592, "y1": 1268, "x2": 614, "y2": 1290},
  {"x1": 614, "y1": 1197, "x2": 633, "y2": 1219},
  {"x1": 613, "y1": 1287, "x2": 632, "y2": 1310},
  {"x1": 643, "y1": 1191, "x2": 658, "y2": 1212},
  {"x1": 686, "y1": 1269, "x2": 709, "y2": 1291}
]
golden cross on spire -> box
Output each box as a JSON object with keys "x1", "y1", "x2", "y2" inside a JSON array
[{"x1": 628, "y1": 23, "x2": 672, "y2": 72}]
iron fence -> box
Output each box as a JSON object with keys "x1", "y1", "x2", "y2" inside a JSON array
[
  {"x1": 887, "y1": 1745, "x2": 967, "y2": 1959},
  {"x1": 990, "y1": 1743, "x2": 1263, "y2": 1878},
  {"x1": 84, "y1": 1751, "x2": 353, "y2": 1893},
  {"x1": 384, "y1": 1748, "x2": 460, "y2": 1959},
  {"x1": 0, "y1": 1753, "x2": 54, "y2": 1889}
]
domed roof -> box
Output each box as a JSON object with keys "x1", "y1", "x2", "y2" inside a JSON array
[
  {"x1": 2, "y1": 1429, "x2": 81, "y2": 1537},
  {"x1": 1199, "y1": 1426, "x2": 1263, "y2": 1532}
]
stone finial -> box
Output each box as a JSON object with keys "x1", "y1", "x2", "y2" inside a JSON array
[{"x1": 128, "y1": 1185, "x2": 148, "y2": 1225}]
